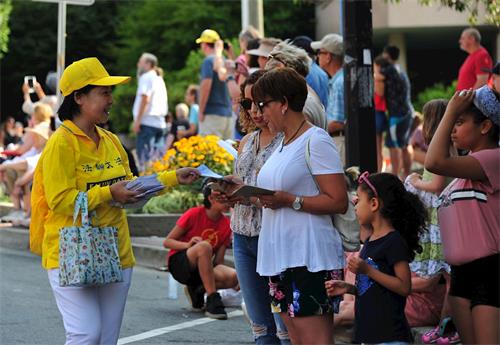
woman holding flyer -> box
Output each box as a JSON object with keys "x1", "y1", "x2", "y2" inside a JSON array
[
  {"x1": 252, "y1": 68, "x2": 347, "y2": 345},
  {"x1": 30, "y1": 57, "x2": 199, "y2": 345}
]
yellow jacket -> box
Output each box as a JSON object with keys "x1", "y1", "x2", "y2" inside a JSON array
[{"x1": 34, "y1": 120, "x2": 178, "y2": 269}]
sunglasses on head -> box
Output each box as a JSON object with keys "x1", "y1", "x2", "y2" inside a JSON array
[{"x1": 358, "y1": 171, "x2": 378, "y2": 198}]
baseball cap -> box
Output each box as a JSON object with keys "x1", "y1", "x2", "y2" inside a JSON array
[
  {"x1": 59, "y1": 57, "x2": 130, "y2": 97},
  {"x1": 195, "y1": 29, "x2": 221, "y2": 44},
  {"x1": 473, "y1": 85, "x2": 500, "y2": 126},
  {"x1": 311, "y1": 33, "x2": 343, "y2": 56},
  {"x1": 291, "y1": 35, "x2": 314, "y2": 55},
  {"x1": 481, "y1": 62, "x2": 500, "y2": 75}
]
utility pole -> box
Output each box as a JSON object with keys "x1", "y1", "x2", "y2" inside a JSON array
[
  {"x1": 343, "y1": 0, "x2": 377, "y2": 173},
  {"x1": 33, "y1": 0, "x2": 94, "y2": 105},
  {"x1": 241, "y1": 0, "x2": 264, "y2": 35}
]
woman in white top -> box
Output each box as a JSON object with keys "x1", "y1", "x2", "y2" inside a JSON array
[{"x1": 252, "y1": 68, "x2": 347, "y2": 345}]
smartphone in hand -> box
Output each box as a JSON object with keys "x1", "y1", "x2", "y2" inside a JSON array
[{"x1": 24, "y1": 76, "x2": 37, "y2": 94}]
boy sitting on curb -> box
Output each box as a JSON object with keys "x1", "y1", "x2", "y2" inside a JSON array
[{"x1": 164, "y1": 182, "x2": 238, "y2": 320}]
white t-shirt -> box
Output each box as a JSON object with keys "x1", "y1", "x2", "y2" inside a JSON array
[
  {"x1": 133, "y1": 70, "x2": 168, "y2": 129},
  {"x1": 256, "y1": 126, "x2": 345, "y2": 276}
]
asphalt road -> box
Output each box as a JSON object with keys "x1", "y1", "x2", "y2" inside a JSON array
[{"x1": 0, "y1": 248, "x2": 253, "y2": 345}]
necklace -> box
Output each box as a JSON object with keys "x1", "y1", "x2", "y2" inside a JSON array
[{"x1": 280, "y1": 119, "x2": 306, "y2": 152}]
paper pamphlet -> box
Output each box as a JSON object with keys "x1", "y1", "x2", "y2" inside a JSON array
[{"x1": 197, "y1": 164, "x2": 223, "y2": 179}]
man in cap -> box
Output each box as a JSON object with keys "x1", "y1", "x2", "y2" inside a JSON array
[
  {"x1": 132, "y1": 52, "x2": 168, "y2": 170},
  {"x1": 291, "y1": 35, "x2": 329, "y2": 109},
  {"x1": 196, "y1": 29, "x2": 233, "y2": 139},
  {"x1": 457, "y1": 28, "x2": 493, "y2": 91},
  {"x1": 247, "y1": 37, "x2": 282, "y2": 70},
  {"x1": 312, "y1": 33, "x2": 346, "y2": 165},
  {"x1": 484, "y1": 62, "x2": 500, "y2": 94}
]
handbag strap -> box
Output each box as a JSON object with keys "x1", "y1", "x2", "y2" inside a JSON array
[
  {"x1": 73, "y1": 192, "x2": 90, "y2": 226},
  {"x1": 304, "y1": 137, "x2": 321, "y2": 192}
]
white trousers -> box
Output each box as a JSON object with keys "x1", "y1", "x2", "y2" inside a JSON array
[{"x1": 48, "y1": 268, "x2": 132, "y2": 345}]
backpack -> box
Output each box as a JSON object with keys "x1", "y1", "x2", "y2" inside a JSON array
[
  {"x1": 304, "y1": 137, "x2": 361, "y2": 252},
  {"x1": 29, "y1": 124, "x2": 128, "y2": 256}
]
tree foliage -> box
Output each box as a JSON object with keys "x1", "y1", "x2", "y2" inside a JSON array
[
  {"x1": 0, "y1": 0, "x2": 12, "y2": 59},
  {"x1": 1, "y1": 0, "x2": 315, "y2": 126}
]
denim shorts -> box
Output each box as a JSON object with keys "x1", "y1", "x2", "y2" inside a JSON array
[{"x1": 269, "y1": 266, "x2": 343, "y2": 317}]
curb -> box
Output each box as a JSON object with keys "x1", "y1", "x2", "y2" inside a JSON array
[{"x1": 0, "y1": 226, "x2": 234, "y2": 270}]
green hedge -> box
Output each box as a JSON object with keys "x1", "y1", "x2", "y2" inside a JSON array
[{"x1": 414, "y1": 80, "x2": 457, "y2": 113}]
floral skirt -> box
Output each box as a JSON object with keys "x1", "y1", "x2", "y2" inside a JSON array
[{"x1": 269, "y1": 267, "x2": 343, "y2": 317}]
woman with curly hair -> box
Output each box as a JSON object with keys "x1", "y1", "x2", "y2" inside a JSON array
[{"x1": 226, "y1": 69, "x2": 289, "y2": 344}]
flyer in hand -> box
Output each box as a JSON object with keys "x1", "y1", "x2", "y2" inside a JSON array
[
  {"x1": 207, "y1": 181, "x2": 274, "y2": 197},
  {"x1": 111, "y1": 174, "x2": 165, "y2": 209}
]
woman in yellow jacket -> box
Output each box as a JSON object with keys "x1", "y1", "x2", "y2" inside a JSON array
[{"x1": 32, "y1": 57, "x2": 199, "y2": 345}]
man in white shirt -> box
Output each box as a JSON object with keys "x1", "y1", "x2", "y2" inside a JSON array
[{"x1": 133, "y1": 53, "x2": 168, "y2": 169}]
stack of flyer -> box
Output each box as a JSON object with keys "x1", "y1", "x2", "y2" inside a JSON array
[{"x1": 111, "y1": 174, "x2": 165, "y2": 209}]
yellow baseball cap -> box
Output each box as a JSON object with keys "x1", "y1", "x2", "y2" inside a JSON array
[
  {"x1": 59, "y1": 57, "x2": 131, "y2": 96},
  {"x1": 195, "y1": 29, "x2": 220, "y2": 44}
]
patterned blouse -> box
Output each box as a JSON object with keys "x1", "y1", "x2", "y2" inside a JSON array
[{"x1": 230, "y1": 130, "x2": 283, "y2": 237}]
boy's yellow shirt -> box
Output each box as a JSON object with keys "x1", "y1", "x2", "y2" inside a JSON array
[{"x1": 36, "y1": 120, "x2": 178, "y2": 270}]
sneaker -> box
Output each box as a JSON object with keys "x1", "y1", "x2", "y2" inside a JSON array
[
  {"x1": 436, "y1": 332, "x2": 461, "y2": 345},
  {"x1": 422, "y1": 325, "x2": 441, "y2": 344},
  {"x1": 205, "y1": 292, "x2": 227, "y2": 320},
  {"x1": 2, "y1": 210, "x2": 24, "y2": 223},
  {"x1": 184, "y1": 285, "x2": 205, "y2": 311}
]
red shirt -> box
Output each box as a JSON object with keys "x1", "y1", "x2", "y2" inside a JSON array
[
  {"x1": 374, "y1": 93, "x2": 386, "y2": 112},
  {"x1": 457, "y1": 47, "x2": 492, "y2": 90},
  {"x1": 168, "y1": 206, "x2": 231, "y2": 260}
]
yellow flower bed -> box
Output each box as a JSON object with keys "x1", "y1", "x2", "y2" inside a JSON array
[{"x1": 149, "y1": 135, "x2": 234, "y2": 175}]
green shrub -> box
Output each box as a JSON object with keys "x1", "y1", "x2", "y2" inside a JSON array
[
  {"x1": 141, "y1": 185, "x2": 204, "y2": 214},
  {"x1": 414, "y1": 80, "x2": 457, "y2": 113}
]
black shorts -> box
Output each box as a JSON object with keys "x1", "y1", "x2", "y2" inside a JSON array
[
  {"x1": 449, "y1": 253, "x2": 499, "y2": 308},
  {"x1": 269, "y1": 267, "x2": 343, "y2": 317},
  {"x1": 168, "y1": 250, "x2": 203, "y2": 287}
]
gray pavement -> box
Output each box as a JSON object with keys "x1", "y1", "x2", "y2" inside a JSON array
[{"x1": 0, "y1": 247, "x2": 253, "y2": 345}]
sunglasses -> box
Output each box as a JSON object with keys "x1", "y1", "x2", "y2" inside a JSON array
[
  {"x1": 256, "y1": 99, "x2": 277, "y2": 113},
  {"x1": 268, "y1": 54, "x2": 287, "y2": 66},
  {"x1": 240, "y1": 98, "x2": 253, "y2": 111},
  {"x1": 357, "y1": 171, "x2": 378, "y2": 198}
]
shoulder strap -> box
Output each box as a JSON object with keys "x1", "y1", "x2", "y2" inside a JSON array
[{"x1": 304, "y1": 137, "x2": 321, "y2": 192}]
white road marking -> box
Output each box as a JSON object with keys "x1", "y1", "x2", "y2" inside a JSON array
[{"x1": 117, "y1": 310, "x2": 244, "y2": 344}]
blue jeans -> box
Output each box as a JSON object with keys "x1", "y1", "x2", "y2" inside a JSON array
[
  {"x1": 136, "y1": 125, "x2": 166, "y2": 168},
  {"x1": 233, "y1": 233, "x2": 290, "y2": 345}
]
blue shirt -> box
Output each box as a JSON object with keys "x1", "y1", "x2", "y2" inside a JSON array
[
  {"x1": 200, "y1": 55, "x2": 232, "y2": 117},
  {"x1": 306, "y1": 62, "x2": 329, "y2": 109},
  {"x1": 326, "y1": 69, "x2": 345, "y2": 123},
  {"x1": 188, "y1": 104, "x2": 199, "y2": 127}
]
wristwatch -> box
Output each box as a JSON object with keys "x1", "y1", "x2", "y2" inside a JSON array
[{"x1": 292, "y1": 196, "x2": 304, "y2": 211}]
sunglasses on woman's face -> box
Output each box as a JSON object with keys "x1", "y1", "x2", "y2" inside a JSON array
[{"x1": 240, "y1": 98, "x2": 253, "y2": 111}]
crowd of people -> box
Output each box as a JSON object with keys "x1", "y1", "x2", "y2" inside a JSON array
[
  {"x1": 2, "y1": 24, "x2": 497, "y2": 345},
  {"x1": 161, "y1": 26, "x2": 498, "y2": 345}
]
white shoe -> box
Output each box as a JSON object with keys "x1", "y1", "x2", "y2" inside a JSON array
[
  {"x1": 2, "y1": 210, "x2": 24, "y2": 223},
  {"x1": 13, "y1": 215, "x2": 30, "y2": 228}
]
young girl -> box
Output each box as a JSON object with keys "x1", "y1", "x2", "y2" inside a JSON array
[
  {"x1": 405, "y1": 99, "x2": 458, "y2": 344},
  {"x1": 326, "y1": 172, "x2": 427, "y2": 344},
  {"x1": 425, "y1": 85, "x2": 499, "y2": 345}
]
